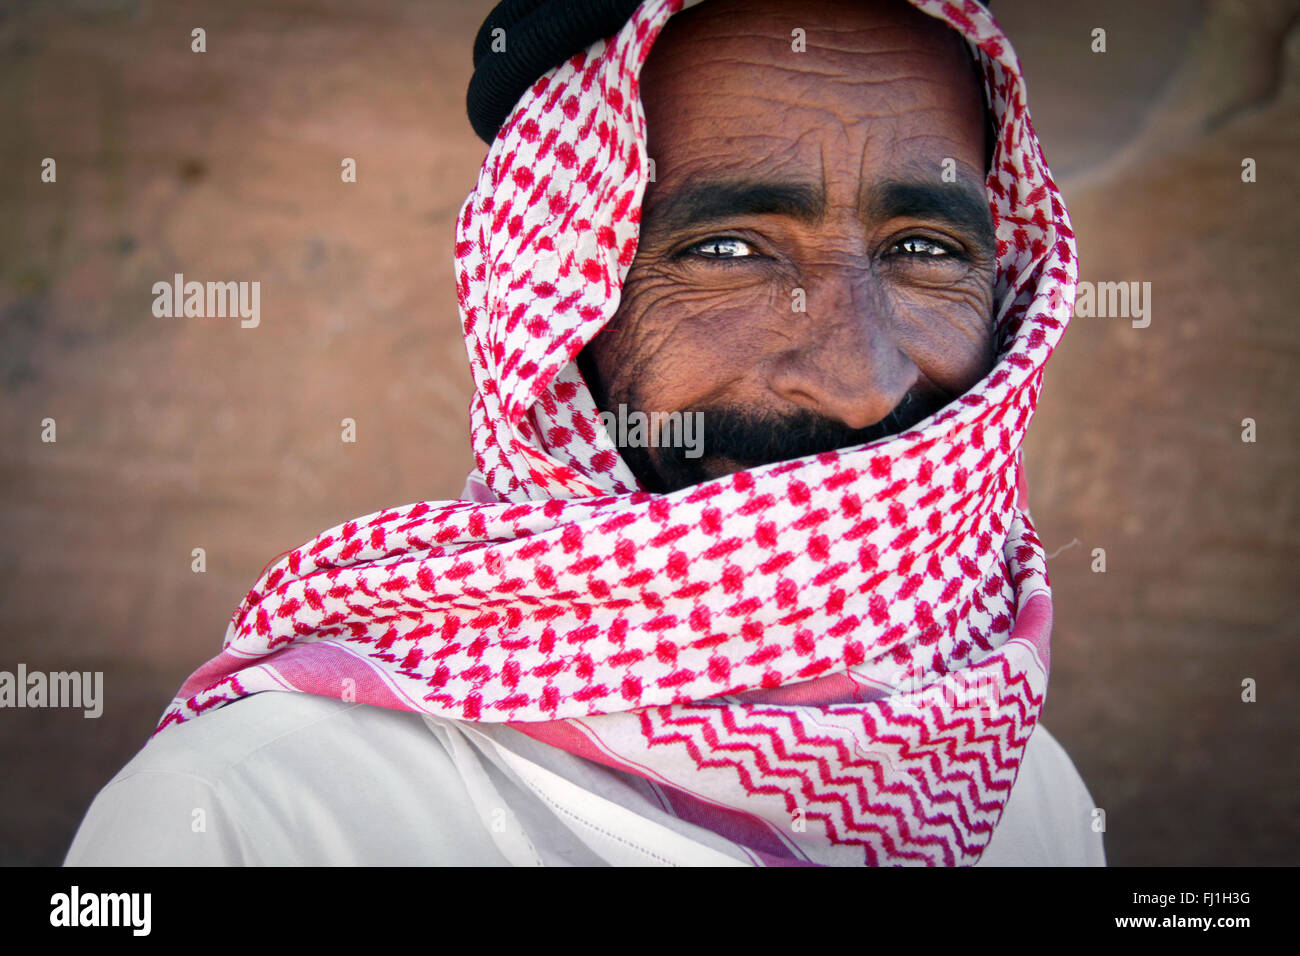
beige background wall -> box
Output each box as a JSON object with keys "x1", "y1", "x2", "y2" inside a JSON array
[{"x1": 1, "y1": 0, "x2": 1296, "y2": 864}]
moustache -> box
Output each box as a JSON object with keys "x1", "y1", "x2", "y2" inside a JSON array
[
  {"x1": 693, "y1": 392, "x2": 939, "y2": 465},
  {"x1": 623, "y1": 390, "x2": 943, "y2": 493}
]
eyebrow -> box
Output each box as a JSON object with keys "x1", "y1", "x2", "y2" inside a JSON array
[
  {"x1": 868, "y1": 180, "x2": 995, "y2": 257},
  {"x1": 641, "y1": 176, "x2": 995, "y2": 257},
  {"x1": 642, "y1": 181, "x2": 825, "y2": 238}
]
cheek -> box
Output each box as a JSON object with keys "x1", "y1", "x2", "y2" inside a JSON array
[
  {"x1": 598, "y1": 267, "x2": 786, "y2": 406},
  {"x1": 887, "y1": 276, "x2": 996, "y2": 393}
]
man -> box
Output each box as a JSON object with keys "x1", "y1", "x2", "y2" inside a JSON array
[{"x1": 66, "y1": 0, "x2": 1102, "y2": 866}]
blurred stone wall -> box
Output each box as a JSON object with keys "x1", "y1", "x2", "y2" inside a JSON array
[{"x1": 1, "y1": 0, "x2": 1295, "y2": 865}]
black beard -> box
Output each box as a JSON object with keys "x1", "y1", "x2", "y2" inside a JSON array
[
  {"x1": 617, "y1": 393, "x2": 942, "y2": 494},
  {"x1": 575, "y1": 346, "x2": 945, "y2": 494}
]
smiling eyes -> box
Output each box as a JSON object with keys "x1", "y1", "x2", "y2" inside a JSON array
[
  {"x1": 892, "y1": 236, "x2": 953, "y2": 257},
  {"x1": 691, "y1": 237, "x2": 755, "y2": 258},
  {"x1": 686, "y1": 234, "x2": 959, "y2": 261}
]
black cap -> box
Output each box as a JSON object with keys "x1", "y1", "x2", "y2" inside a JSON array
[{"x1": 467, "y1": 0, "x2": 646, "y2": 144}]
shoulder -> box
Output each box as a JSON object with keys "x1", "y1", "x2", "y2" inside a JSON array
[
  {"x1": 64, "y1": 692, "x2": 505, "y2": 866},
  {"x1": 977, "y1": 722, "x2": 1107, "y2": 866}
]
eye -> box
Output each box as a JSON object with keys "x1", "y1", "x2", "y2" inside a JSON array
[
  {"x1": 890, "y1": 236, "x2": 955, "y2": 257},
  {"x1": 688, "y1": 236, "x2": 758, "y2": 259}
]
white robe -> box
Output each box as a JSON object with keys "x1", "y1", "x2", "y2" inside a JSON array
[{"x1": 65, "y1": 690, "x2": 1105, "y2": 866}]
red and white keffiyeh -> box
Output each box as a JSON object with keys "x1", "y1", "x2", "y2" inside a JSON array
[{"x1": 159, "y1": 0, "x2": 1076, "y2": 866}]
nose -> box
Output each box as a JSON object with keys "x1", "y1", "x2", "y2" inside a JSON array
[{"x1": 767, "y1": 264, "x2": 919, "y2": 431}]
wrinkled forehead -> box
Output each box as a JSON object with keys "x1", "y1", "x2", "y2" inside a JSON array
[
  {"x1": 639, "y1": 0, "x2": 993, "y2": 199},
  {"x1": 656, "y1": 0, "x2": 982, "y2": 80}
]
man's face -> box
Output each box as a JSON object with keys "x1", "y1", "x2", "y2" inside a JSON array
[{"x1": 578, "y1": 0, "x2": 997, "y2": 493}]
